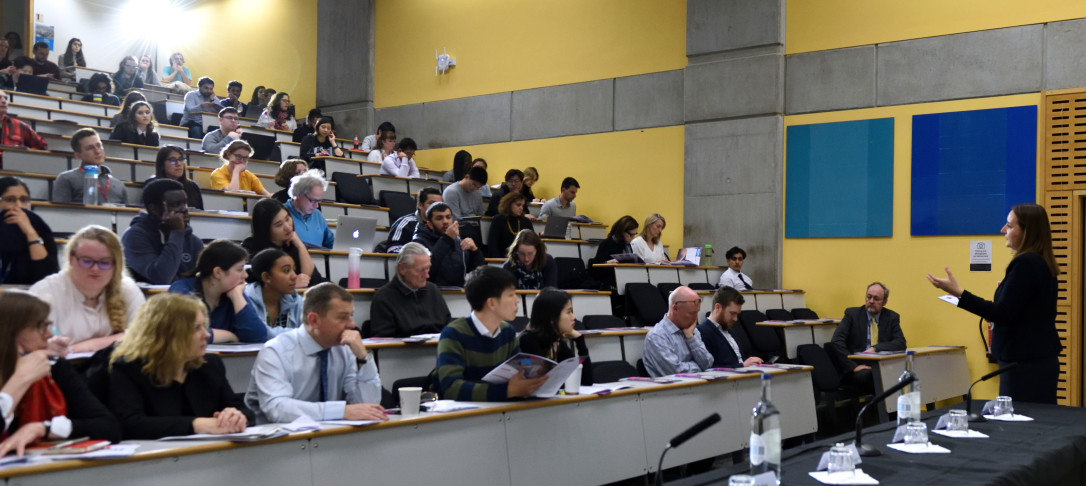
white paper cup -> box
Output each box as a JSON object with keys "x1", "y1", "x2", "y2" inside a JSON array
[
  {"x1": 399, "y1": 387, "x2": 423, "y2": 417},
  {"x1": 564, "y1": 364, "x2": 583, "y2": 394}
]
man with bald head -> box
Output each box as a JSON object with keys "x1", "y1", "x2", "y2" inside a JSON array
[{"x1": 642, "y1": 286, "x2": 714, "y2": 377}]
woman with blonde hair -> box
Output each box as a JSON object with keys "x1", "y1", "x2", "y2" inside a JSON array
[
  {"x1": 522, "y1": 166, "x2": 539, "y2": 202},
  {"x1": 209, "y1": 140, "x2": 272, "y2": 197},
  {"x1": 631, "y1": 213, "x2": 668, "y2": 264},
  {"x1": 501, "y1": 229, "x2": 557, "y2": 289},
  {"x1": 29, "y1": 225, "x2": 145, "y2": 353},
  {"x1": 0, "y1": 291, "x2": 119, "y2": 457},
  {"x1": 109, "y1": 293, "x2": 252, "y2": 439}
]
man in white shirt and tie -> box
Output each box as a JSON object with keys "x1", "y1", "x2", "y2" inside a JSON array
[
  {"x1": 717, "y1": 246, "x2": 754, "y2": 290},
  {"x1": 697, "y1": 286, "x2": 764, "y2": 368}
]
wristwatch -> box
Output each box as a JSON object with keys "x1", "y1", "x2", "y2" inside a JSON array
[
  {"x1": 42, "y1": 419, "x2": 51, "y2": 436},
  {"x1": 28, "y1": 238, "x2": 44, "y2": 247},
  {"x1": 356, "y1": 355, "x2": 369, "y2": 365}
]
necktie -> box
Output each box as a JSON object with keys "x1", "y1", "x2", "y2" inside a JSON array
[
  {"x1": 869, "y1": 315, "x2": 879, "y2": 349},
  {"x1": 318, "y1": 349, "x2": 330, "y2": 402},
  {"x1": 738, "y1": 273, "x2": 753, "y2": 291}
]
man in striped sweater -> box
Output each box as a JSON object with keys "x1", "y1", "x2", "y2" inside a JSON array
[{"x1": 436, "y1": 266, "x2": 546, "y2": 401}]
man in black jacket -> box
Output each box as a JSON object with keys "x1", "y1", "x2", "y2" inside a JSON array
[
  {"x1": 412, "y1": 202, "x2": 483, "y2": 287},
  {"x1": 697, "y1": 286, "x2": 763, "y2": 369},
  {"x1": 828, "y1": 282, "x2": 906, "y2": 390}
]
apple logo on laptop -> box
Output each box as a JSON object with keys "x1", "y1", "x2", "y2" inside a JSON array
[{"x1": 352, "y1": 230, "x2": 360, "y2": 239}]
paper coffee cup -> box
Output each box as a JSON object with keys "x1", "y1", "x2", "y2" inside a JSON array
[
  {"x1": 564, "y1": 364, "x2": 583, "y2": 394},
  {"x1": 399, "y1": 386, "x2": 422, "y2": 417}
]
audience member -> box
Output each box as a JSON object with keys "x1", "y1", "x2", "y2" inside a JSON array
[
  {"x1": 441, "y1": 150, "x2": 472, "y2": 183},
  {"x1": 180, "y1": 76, "x2": 219, "y2": 138},
  {"x1": 631, "y1": 213, "x2": 668, "y2": 264},
  {"x1": 472, "y1": 159, "x2": 492, "y2": 197},
  {"x1": 57, "y1": 38, "x2": 84, "y2": 83},
  {"x1": 538, "y1": 177, "x2": 578, "y2": 221},
  {"x1": 436, "y1": 266, "x2": 545, "y2": 401},
  {"x1": 718, "y1": 246, "x2": 754, "y2": 290},
  {"x1": 0, "y1": 176, "x2": 58, "y2": 285},
  {"x1": 485, "y1": 169, "x2": 534, "y2": 218},
  {"x1": 242, "y1": 198, "x2": 317, "y2": 287},
  {"x1": 29, "y1": 42, "x2": 58, "y2": 78},
  {"x1": 137, "y1": 55, "x2": 158, "y2": 86},
  {"x1": 361, "y1": 121, "x2": 395, "y2": 152},
  {"x1": 487, "y1": 192, "x2": 535, "y2": 258},
  {"x1": 108, "y1": 100, "x2": 159, "y2": 146},
  {"x1": 642, "y1": 286, "x2": 713, "y2": 376},
  {"x1": 412, "y1": 202, "x2": 484, "y2": 287},
  {"x1": 108, "y1": 293, "x2": 253, "y2": 439},
  {"x1": 244, "y1": 248, "x2": 303, "y2": 337},
  {"x1": 110, "y1": 91, "x2": 147, "y2": 127},
  {"x1": 246, "y1": 85, "x2": 269, "y2": 119},
  {"x1": 271, "y1": 159, "x2": 307, "y2": 203},
  {"x1": 5, "y1": 57, "x2": 34, "y2": 92},
  {"x1": 201, "y1": 107, "x2": 243, "y2": 154},
  {"x1": 245, "y1": 282, "x2": 386, "y2": 423},
  {"x1": 299, "y1": 116, "x2": 344, "y2": 173},
  {"x1": 0, "y1": 91, "x2": 47, "y2": 153},
  {"x1": 4, "y1": 33, "x2": 22, "y2": 60},
  {"x1": 168, "y1": 240, "x2": 268, "y2": 343},
  {"x1": 146, "y1": 145, "x2": 204, "y2": 210},
  {"x1": 588, "y1": 215, "x2": 639, "y2": 283},
  {"x1": 53, "y1": 129, "x2": 127, "y2": 204},
  {"x1": 385, "y1": 187, "x2": 441, "y2": 251},
  {"x1": 29, "y1": 225, "x2": 145, "y2": 352},
  {"x1": 828, "y1": 282, "x2": 906, "y2": 391},
  {"x1": 80, "y1": 73, "x2": 120, "y2": 106},
  {"x1": 519, "y1": 288, "x2": 593, "y2": 386},
  {"x1": 217, "y1": 80, "x2": 247, "y2": 117},
  {"x1": 0, "y1": 291, "x2": 119, "y2": 457},
  {"x1": 161, "y1": 52, "x2": 193, "y2": 92},
  {"x1": 522, "y1": 166, "x2": 539, "y2": 201},
  {"x1": 292, "y1": 108, "x2": 321, "y2": 143},
  {"x1": 379, "y1": 137, "x2": 420, "y2": 178},
  {"x1": 111, "y1": 56, "x2": 143, "y2": 95},
  {"x1": 502, "y1": 230, "x2": 557, "y2": 290},
  {"x1": 258, "y1": 92, "x2": 296, "y2": 132},
  {"x1": 122, "y1": 179, "x2": 203, "y2": 284},
  {"x1": 365, "y1": 130, "x2": 396, "y2": 163},
  {"x1": 210, "y1": 140, "x2": 271, "y2": 196},
  {"x1": 285, "y1": 169, "x2": 334, "y2": 249},
  {"x1": 370, "y1": 242, "x2": 452, "y2": 337},
  {"x1": 697, "y1": 286, "x2": 762, "y2": 368},
  {"x1": 442, "y1": 166, "x2": 487, "y2": 220},
  {"x1": 0, "y1": 39, "x2": 12, "y2": 70}
]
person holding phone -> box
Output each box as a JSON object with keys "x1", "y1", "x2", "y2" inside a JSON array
[{"x1": 0, "y1": 176, "x2": 57, "y2": 285}]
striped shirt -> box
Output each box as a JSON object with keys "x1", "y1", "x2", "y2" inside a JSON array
[{"x1": 436, "y1": 315, "x2": 519, "y2": 401}]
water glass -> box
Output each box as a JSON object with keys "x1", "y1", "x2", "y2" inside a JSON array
[
  {"x1": 993, "y1": 396, "x2": 1014, "y2": 417},
  {"x1": 827, "y1": 443, "x2": 855, "y2": 475},
  {"x1": 727, "y1": 474, "x2": 754, "y2": 486},
  {"x1": 947, "y1": 409, "x2": 969, "y2": 431},
  {"x1": 904, "y1": 421, "x2": 928, "y2": 445}
]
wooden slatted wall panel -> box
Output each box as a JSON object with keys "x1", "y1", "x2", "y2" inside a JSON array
[{"x1": 1044, "y1": 89, "x2": 1085, "y2": 406}]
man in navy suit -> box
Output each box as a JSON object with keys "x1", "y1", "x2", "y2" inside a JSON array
[
  {"x1": 828, "y1": 282, "x2": 907, "y2": 389},
  {"x1": 697, "y1": 286, "x2": 763, "y2": 368}
]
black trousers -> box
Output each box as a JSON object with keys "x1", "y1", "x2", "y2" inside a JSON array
[{"x1": 999, "y1": 356, "x2": 1059, "y2": 404}]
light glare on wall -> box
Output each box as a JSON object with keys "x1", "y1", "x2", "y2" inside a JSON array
[{"x1": 120, "y1": 0, "x2": 190, "y2": 44}]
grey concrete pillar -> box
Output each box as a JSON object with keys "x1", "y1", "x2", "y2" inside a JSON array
[
  {"x1": 684, "y1": 0, "x2": 785, "y2": 287},
  {"x1": 316, "y1": 0, "x2": 375, "y2": 141}
]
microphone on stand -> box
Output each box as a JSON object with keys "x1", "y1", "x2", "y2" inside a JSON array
[
  {"x1": 654, "y1": 413, "x2": 721, "y2": 486},
  {"x1": 964, "y1": 362, "x2": 1018, "y2": 422},
  {"x1": 854, "y1": 375, "x2": 915, "y2": 457}
]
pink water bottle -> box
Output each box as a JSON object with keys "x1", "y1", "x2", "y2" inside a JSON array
[{"x1": 347, "y1": 247, "x2": 361, "y2": 289}]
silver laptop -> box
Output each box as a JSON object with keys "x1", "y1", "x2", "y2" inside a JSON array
[
  {"x1": 543, "y1": 215, "x2": 570, "y2": 239},
  {"x1": 333, "y1": 216, "x2": 378, "y2": 252}
]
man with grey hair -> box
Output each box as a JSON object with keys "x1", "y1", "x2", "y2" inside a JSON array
[
  {"x1": 369, "y1": 242, "x2": 452, "y2": 337},
  {"x1": 828, "y1": 281, "x2": 906, "y2": 391},
  {"x1": 285, "y1": 167, "x2": 334, "y2": 248},
  {"x1": 642, "y1": 285, "x2": 714, "y2": 377}
]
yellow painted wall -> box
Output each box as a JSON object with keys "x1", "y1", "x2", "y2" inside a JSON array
[
  {"x1": 783, "y1": 93, "x2": 1043, "y2": 399},
  {"x1": 415, "y1": 127, "x2": 685, "y2": 247},
  {"x1": 787, "y1": 0, "x2": 1086, "y2": 54},
  {"x1": 374, "y1": 0, "x2": 687, "y2": 107}
]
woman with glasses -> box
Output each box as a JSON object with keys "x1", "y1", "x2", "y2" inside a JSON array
[
  {"x1": 518, "y1": 288, "x2": 593, "y2": 386},
  {"x1": 109, "y1": 100, "x2": 159, "y2": 147},
  {"x1": 501, "y1": 230, "x2": 557, "y2": 290},
  {"x1": 210, "y1": 140, "x2": 271, "y2": 197},
  {"x1": 0, "y1": 176, "x2": 58, "y2": 285},
  {"x1": 487, "y1": 191, "x2": 534, "y2": 258},
  {"x1": 146, "y1": 145, "x2": 203, "y2": 210},
  {"x1": 258, "y1": 92, "x2": 296, "y2": 132},
  {"x1": 588, "y1": 215, "x2": 639, "y2": 284},
  {"x1": 168, "y1": 240, "x2": 268, "y2": 343},
  {"x1": 109, "y1": 293, "x2": 253, "y2": 439},
  {"x1": 29, "y1": 225, "x2": 146, "y2": 353},
  {"x1": 0, "y1": 290, "x2": 120, "y2": 457},
  {"x1": 284, "y1": 169, "x2": 334, "y2": 249},
  {"x1": 631, "y1": 213, "x2": 668, "y2": 264}
]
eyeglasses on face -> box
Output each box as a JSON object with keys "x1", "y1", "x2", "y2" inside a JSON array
[
  {"x1": 73, "y1": 256, "x2": 114, "y2": 270},
  {"x1": 165, "y1": 157, "x2": 186, "y2": 166}
]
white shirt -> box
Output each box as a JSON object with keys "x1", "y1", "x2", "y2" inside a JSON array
[
  {"x1": 631, "y1": 236, "x2": 667, "y2": 264},
  {"x1": 712, "y1": 320, "x2": 744, "y2": 361},
  {"x1": 718, "y1": 268, "x2": 753, "y2": 290},
  {"x1": 380, "y1": 153, "x2": 421, "y2": 178},
  {"x1": 29, "y1": 270, "x2": 145, "y2": 345},
  {"x1": 366, "y1": 150, "x2": 385, "y2": 163},
  {"x1": 469, "y1": 311, "x2": 500, "y2": 338}
]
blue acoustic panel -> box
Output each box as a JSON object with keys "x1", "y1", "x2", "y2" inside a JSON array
[
  {"x1": 786, "y1": 118, "x2": 894, "y2": 238},
  {"x1": 911, "y1": 106, "x2": 1036, "y2": 236}
]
